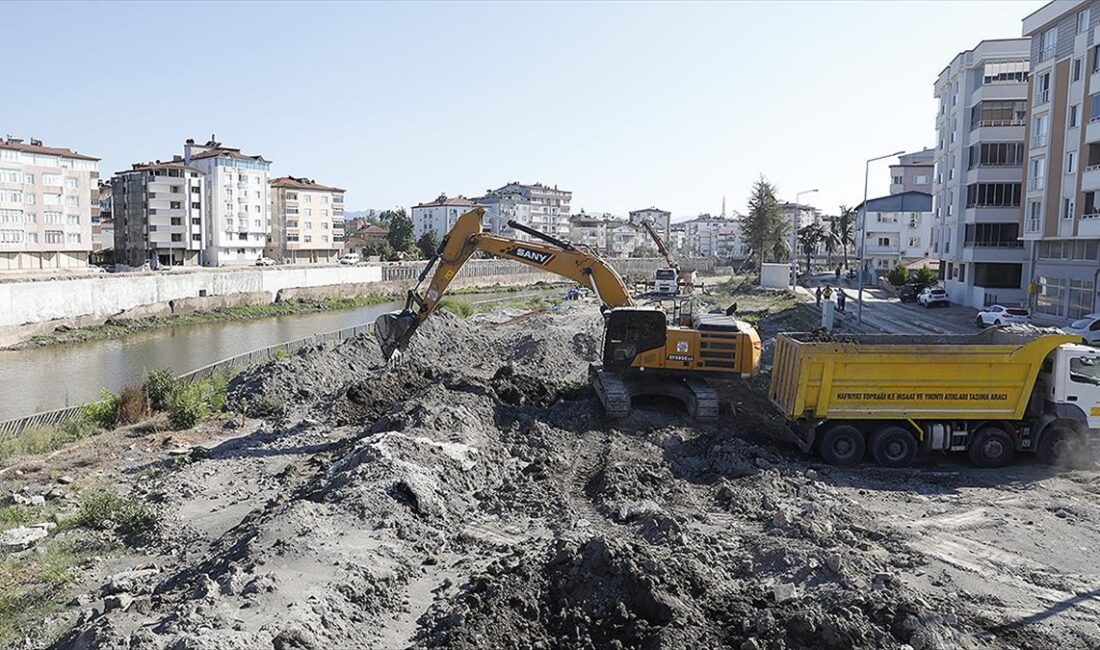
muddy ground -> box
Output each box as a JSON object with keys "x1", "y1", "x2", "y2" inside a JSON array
[{"x1": 6, "y1": 296, "x2": 1100, "y2": 649}]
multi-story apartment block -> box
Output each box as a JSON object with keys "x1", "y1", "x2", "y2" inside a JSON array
[
  {"x1": 889, "y1": 149, "x2": 935, "y2": 195},
  {"x1": 855, "y1": 192, "x2": 935, "y2": 272},
  {"x1": 182, "y1": 137, "x2": 271, "y2": 266},
  {"x1": 93, "y1": 180, "x2": 112, "y2": 259},
  {"x1": 628, "y1": 207, "x2": 671, "y2": 241},
  {"x1": 1019, "y1": 1, "x2": 1100, "y2": 323},
  {"x1": 605, "y1": 219, "x2": 642, "y2": 257},
  {"x1": 0, "y1": 137, "x2": 99, "y2": 271},
  {"x1": 778, "y1": 202, "x2": 822, "y2": 230},
  {"x1": 569, "y1": 212, "x2": 610, "y2": 252},
  {"x1": 112, "y1": 160, "x2": 206, "y2": 267},
  {"x1": 476, "y1": 182, "x2": 572, "y2": 240},
  {"x1": 933, "y1": 38, "x2": 1031, "y2": 308},
  {"x1": 268, "y1": 176, "x2": 345, "y2": 264},
  {"x1": 682, "y1": 214, "x2": 746, "y2": 257},
  {"x1": 410, "y1": 195, "x2": 480, "y2": 239}
]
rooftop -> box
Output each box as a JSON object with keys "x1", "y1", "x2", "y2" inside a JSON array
[
  {"x1": 413, "y1": 194, "x2": 480, "y2": 208},
  {"x1": 853, "y1": 190, "x2": 933, "y2": 213},
  {"x1": 119, "y1": 156, "x2": 203, "y2": 175},
  {"x1": 270, "y1": 176, "x2": 344, "y2": 192},
  {"x1": 0, "y1": 136, "x2": 99, "y2": 161}
]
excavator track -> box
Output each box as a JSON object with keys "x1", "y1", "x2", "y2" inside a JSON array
[
  {"x1": 684, "y1": 378, "x2": 719, "y2": 423},
  {"x1": 590, "y1": 365, "x2": 632, "y2": 419}
]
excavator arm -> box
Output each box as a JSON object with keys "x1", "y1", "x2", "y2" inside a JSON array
[
  {"x1": 641, "y1": 220, "x2": 677, "y2": 270},
  {"x1": 376, "y1": 208, "x2": 633, "y2": 360}
]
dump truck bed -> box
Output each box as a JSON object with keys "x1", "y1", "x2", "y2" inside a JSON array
[{"x1": 768, "y1": 330, "x2": 1081, "y2": 422}]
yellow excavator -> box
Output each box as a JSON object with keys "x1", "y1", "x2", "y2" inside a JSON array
[{"x1": 375, "y1": 208, "x2": 761, "y2": 421}]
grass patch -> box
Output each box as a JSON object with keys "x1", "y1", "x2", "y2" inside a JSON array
[
  {"x1": 0, "y1": 536, "x2": 119, "y2": 648},
  {"x1": 62, "y1": 490, "x2": 157, "y2": 545},
  {"x1": 165, "y1": 369, "x2": 236, "y2": 430},
  {"x1": 0, "y1": 418, "x2": 103, "y2": 464},
  {"x1": 474, "y1": 295, "x2": 562, "y2": 314},
  {"x1": 0, "y1": 505, "x2": 35, "y2": 532},
  {"x1": 18, "y1": 294, "x2": 395, "y2": 349},
  {"x1": 438, "y1": 298, "x2": 475, "y2": 318}
]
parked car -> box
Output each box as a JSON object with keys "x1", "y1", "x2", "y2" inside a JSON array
[
  {"x1": 917, "y1": 286, "x2": 949, "y2": 308},
  {"x1": 255, "y1": 256, "x2": 276, "y2": 267},
  {"x1": 339, "y1": 253, "x2": 361, "y2": 265},
  {"x1": 1065, "y1": 313, "x2": 1100, "y2": 345},
  {"x1": 897, "y1": 283, "x2": 927, "y2": 303},
  {"x1": 976, "y1": 304, "x2": 1031, "y2": 327}
]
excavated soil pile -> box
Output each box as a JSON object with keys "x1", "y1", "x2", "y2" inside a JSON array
[{"x1": 54, "y1": 304, "x2": 1078, "y2": 649}]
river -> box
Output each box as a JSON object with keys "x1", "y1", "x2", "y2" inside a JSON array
[{"x1": 0, "y1": 289, "x2": 555, "y2": 421}]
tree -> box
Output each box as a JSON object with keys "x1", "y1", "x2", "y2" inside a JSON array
[
  {"x1": 742, "y1": 176, "x2": 788, "y2": 273},
  {"x1": 821, "y1": 218, "x2": 839, "y2": 265},
  {"x1": 632, "y1": 244, "x2": 659, "y2": 258},
  {"x1": 887, "y1": 262, "x2": 910, "y2": 287},
  {"x1": 797, "y1": 223, "x2": 825, "y2": 276},
  {"x1": 417, "y1": 230, "x2": 440, "y2": 259},
  {"x1": 913, "y1": 265, "x2": 938, "y2": 286},
  {"x1": 832, "y1": 205, "x2": 855, "y2": 269},
  {"x1": 364, "y1": 239, "x2": 394, "y2": 260},
  {"x1": 385, "y1": 209, "x2": 415, "y2": 253}
]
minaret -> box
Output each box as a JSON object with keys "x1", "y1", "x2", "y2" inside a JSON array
[{"x1": 721, "y1": 195, "x2": 726, "y2": 218}]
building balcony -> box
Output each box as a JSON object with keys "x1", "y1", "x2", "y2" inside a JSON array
[
  {"x1": 1080, "y1": 213, "x2": 1100, "y2": 238},
  {"x1": 966, "y1": 165, "x2": 1025, "y2": 184},
  {"x1": 1034, "y1": 87, "x2": 1051, "y2": 106},
  {"x1": 1086, "y1": 118, "x2": 1100, "y2": 144},
  {"x1": 1082, "y1": 164, "x2": 1100, "y2": 191},
  {"x1": 1027, "y1": 177, "x2": 1045, "y2": 192},
  {"x1": 963, "y1": 207, "x2": 1021, "y2": 223},
  {"x1": 971, "y1": 124, "x2": 1025, "y2": 142},
  {"x1": 968, "y1": 83, "x2": 1028, "y2": 105}
]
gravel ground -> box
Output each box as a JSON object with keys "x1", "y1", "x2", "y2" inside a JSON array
[{"x1": 32, "y1": 299, "x2": 1100, "y2": 649}]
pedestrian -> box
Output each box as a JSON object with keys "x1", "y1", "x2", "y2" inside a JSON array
[
  {"x1": 835, "y1": 266, "x2": 841, "y2": 280},
  {"x1": 837, "y1": 289, "x2": 846, "y2": 312},
  {"x1": 822, "y1": 285, "x2": 833, "y2": 302},
  {"x1": 815, "y1": 285, "x2": 822, "y2": 306}
]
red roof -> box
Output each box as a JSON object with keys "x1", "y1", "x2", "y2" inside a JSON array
[
  {"x1": 0, "y1": 138, "x2": 99, "y2": 161},
  {"x1": 414, "y1": 194, "x2": 479, "y2": 208},
  {"x1": 270, "y1": 176, "x2": 344, "y2": 192}
]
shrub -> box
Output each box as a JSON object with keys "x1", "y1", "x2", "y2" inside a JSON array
[
  {"x1": 143, "y1": 368, "x2": 176, "y2": 411},
  {"x1": 438, "y1": 298, "x2": 474, "y2": 318},
  {"x1": 81, "y1": 389, "x2": 118, "y2": 429},
  {"x1": 886, "y1": 262, "x2": 910, "y2": 287},
  {"x1": 66, "y1": 490, "x2": 157, "y2": 545},
  {"x1": 913, "y1": 265, "x2": 938, "y2": 286},
  {"x1": 114, "y1": 385, "x2": 149, "y2": 426},
  {"x1": 165, "y1": 383, "x2": 210, "y2": 430}
]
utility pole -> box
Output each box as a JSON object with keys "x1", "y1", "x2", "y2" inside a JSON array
[{"x1": 857, "y1": 150, "x2": 906, "y2": 324}]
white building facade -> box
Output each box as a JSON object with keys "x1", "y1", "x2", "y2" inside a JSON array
[
  {"x1": 855, "y1": 192, "x2": 935, "y2": 273},
  {"x1": 411, "y1": 195, "x2": 480, "y2": 239},
  {"x1": 628, "y1": 207, "x2": 671, "y2": 240},
  {"x1": 182, "y1": 138, "x2": 271, "y2": 266},
  {"x1": 682, "y1": 214, "x2": 746, "y2": 257},
  {"x1": 934, "y1": 38, "x2": 1030, "y2": 308},
  {"x1": 476, "y1": 182, "x2": 572, "y2": 240},
  {"x1": 268, "y1": 176, "x2": 346, "y2": 264},
  {"x1": 0, "y1": 137, "x2": 99, "y2": 271}
]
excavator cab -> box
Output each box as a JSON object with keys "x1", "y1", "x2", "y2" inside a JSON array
[{"x1": 602, "y1": 309, "x2": 667, "y2": 370}]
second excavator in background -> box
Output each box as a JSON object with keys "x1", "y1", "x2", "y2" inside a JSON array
[{"x1": 375, "y1": 208, "x2": 761, "y2": 421}]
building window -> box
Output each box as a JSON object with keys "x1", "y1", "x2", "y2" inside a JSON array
[
  {"x1": 1080, "y1": 8, "x2": 1091, "y2": 34},
  {"x1": 0, "y1": 190, "x2": 22, "y2": 203},
  {"x1": 1064, "y1": 197, "x2": 1076, "y2": 219},
  {"x1": 968, "y1": 142, "x2": 1025, "y2": 168},
  {"x1": 66, "y1": 214, "x2": 80, "y2": 225},
  {"x1": 1039, "y1": 28, "x2": 1057, "y2": 62},
  {"x1": 971, "y1": 100, "x2": 1026, "y2": 128},
  {"x1": 983, "y1": 60, "x2": 1030, "y2": 85},
  {"x1": 171, "y1": 234, "x2": 182, "y2": 242},
  {"x1": 1074, "y1": 57, "x2": 1084, "y2": 82},
  {"x1": 1029, "y1": 158, "x2": 1045, "y2": 190},
  {"x1": 65, "y1": 195, "x2": 78, "y2": 207},
  {"x1": 0, "y1": 208, "x2": 22, "y2": 223},
  {"x1": 169, "y1": 201, "x2": 181, "y2": 210},
  {"x1": 1068, "y1": 151, "x2": 1077, "y2": 174},
  {"x1": 1071, "y1": 104, "x2": 1081, "y2": 128},
  {"x1": 915, "y1": 175, "x2": 929, "y2": 184},
  {"x1": 191, "y1": 202, "x2": 200, "y2": 209},
  {"x1": 44, "y1": 230, "x2": 62, "y2": 244},
  {"x1": 170, "y1": 217, "x2": 182, "y2": 226},
  {"x1": 170, "y1": 185, "x2": 181, "y2": 194},
  {"x1": 304, "y1": 235, "x2": 312, "y2": 243},
  {"x1": 191, "y1": 186, "x2": 200, "y2": 194},
  {"x1": 44, "y1": 211, "x2": 62, "y2": 224},
  {"x1": 64, "y1": 177, "x2": 78, "y2": 189},
  {"x1": 42, "y1": 174, "x2": 61, "y2": 187},
  {"x1": 23, "y1": 173, "x2": 33, "y2": 184},
  {"x1": 192, "y1": 234, "x2": 201, "y2": 241},
  {"x1": 966, "y1": 183, "x2": 1022, "y2": 208},
  {"x1": 27, "y1": 232, "x2": 37, "y2": 244},
  {"x1": 1035, "y1": 72, "x2": 1051, "y2": 106}
]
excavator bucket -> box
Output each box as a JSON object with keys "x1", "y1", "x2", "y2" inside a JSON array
[{"x1": 374, "y1": 309, "x2": 420, "y2": 361}]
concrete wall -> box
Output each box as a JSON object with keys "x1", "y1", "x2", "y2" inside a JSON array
[{"x1": 760, "y1": 263, "x2": 789, "y2": 289}]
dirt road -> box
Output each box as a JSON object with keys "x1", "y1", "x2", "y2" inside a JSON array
[{"x1": 8, "y1": 296, "x2": 1100, "y2": 649}]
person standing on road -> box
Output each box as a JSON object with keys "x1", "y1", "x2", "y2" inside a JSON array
[
  {"x1": 815, "y1": 285, "x2": 823, "y2": 306},
  {"x1": 835, "y1": 266, "x2": 841, "y2": 280},
  {"x1": 822, "y1": 285, "x2": 833, "y2": 302},
  {"x1": 837, "y1": 288, "x2": 846, "y2": 312}
]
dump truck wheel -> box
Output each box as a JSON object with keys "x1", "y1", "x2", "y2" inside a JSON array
[
  {"x1": 818, "y1": 425, "x2": 865, "y2": 467},
  {"x1": 1037, "y1": 427, "x2": 1089, "y2": 468},
  {"x1": 871, "y1": 426, "x2": 918, "y2": 468},
  {"x1": 968, "y1": 426, "x2": 1014, "y2": 468}
]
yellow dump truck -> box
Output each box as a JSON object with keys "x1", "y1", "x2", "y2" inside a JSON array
[{"x1": 768, "y1": 329, "x2": 1100, "y2": 468}]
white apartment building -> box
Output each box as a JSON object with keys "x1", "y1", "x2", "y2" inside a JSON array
[
  {"x1": 0, "y1": 136, "x2": 99, "y2": 271},
  {"x1": 569, "y1": 212, "x2": 610, "y2": 252},
  {"x1": 682, "y1": 214, "x2": 746, "y2": 257},
  {"x1": 605, "y1": 219, "x2": 642, "y2": 257},
  {"x1": 268, "y1": 176, "x2": 345, "y2": 264},
  {"x1": 628, "y1": 207, "x2": 671, "y2": 240},
  {"x1": 855, "y1": 192, "x2": 935, "y2": 272},
  {"x1": 1021, "y1": 1, "x2": 1100, "y2": 323},
  {"x1": 778, "y1": 202, "x2": 822, "y2": 230},
  {"x1": 476, "y1": 182, "x2": 572, "y2": 240},
  {"x1": 890, "y1": 149, "x2": 935, "y2": 195},
  {"x1": 112, "y1": 160, "x2": 206, "y2": 267},
  {"x1": 933, "y1": 38, "x2": 1031, "y2": 308},
  {"x1": 411, "y1": 195, "x2": 480, "y2": 239},
  {"x1": 182, "y1": 137, "x2": 271, "y2": 266}
]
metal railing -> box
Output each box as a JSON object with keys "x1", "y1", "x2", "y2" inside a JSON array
[
  {"x1": 0, "y1": 322, "x2": 377, "y2": 439},
  {"x1": 973, "y1": 119, "x2": 1025, "y2": 128},
  {"x1": 1034, "y1": 88, "x2": 1051, "y2": 105}
]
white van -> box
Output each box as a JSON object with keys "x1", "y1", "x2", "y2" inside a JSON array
[{"x1": 339, "y1": 253, "x2": 361, "y2": 265}]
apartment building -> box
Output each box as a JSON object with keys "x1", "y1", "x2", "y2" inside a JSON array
[
  {"x1": 1020, "y1": 1, "x2": 1100, "y2": 323},
  {"x1": 0, "y1": 136, "x2": 99, "y2": 271},
  {"x1": 933, "y1": 38, "x2": 1031, "y2": 308},
  {"x1": 605, "y1": 220, "x2": 642, "y2": 257},
  {"x1": 889, "y1": 149, "x2": 935, "y2": 195},
  {"x1": 682, "y1": 214, "x2": 746, "y2": 257},
  {"x1": 93, "y1": 180, "x2": 112, "y2": 259},
  {"x1": 112, "y1": 160, "x2": 206, "y2": 267},
  {"x1": 778, "y1": 202, "x2": 822, "y2": 230},
  {"x1": 410, "y1": 195, "x2": 480, "y2": 239},
  {"x1": 182, "y1": 137, "x2": 271, "y2": 266},
  {"x1": 476, "y1": 182, "x2": 572, "y2": 240},
  {"x1": 569, "y1": 212, "x2": 610, "y2": 252},
  {"x1": 628, "y1": 207, "x2": 671, "y2": 240},
  {"x1": 268, "y1": 176, "x2": 345, "y2": 264},
  {"x1": 855, "y1": 192, "x2": 934, "y2": 273}
]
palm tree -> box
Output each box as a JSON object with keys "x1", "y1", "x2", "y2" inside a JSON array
[
  {"x1": 832, "y1": 205, "x2": 856, "y2": 269},
  {"x1": 797, "y1": 223, "x2": 825, "y2": 276},
  {"x1": 822, "y1": 216, "x2": 839, "y2": 265}
]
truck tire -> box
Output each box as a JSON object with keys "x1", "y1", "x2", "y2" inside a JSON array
[
  {"x1": 1037, "y1": 427, "x2": 1088, "y2": 468},
  {"x1": 818, "y1": 424, "x2": 865, "y2": 467},
  {"x1": 871, "y1": 426, "x2": 918, "y2": 468},
  {"x1": 968, "y1": 426, "x2": 1014, "y2": 468}
]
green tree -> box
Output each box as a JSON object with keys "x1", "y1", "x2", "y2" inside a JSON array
[
  {"x1": 417, "y1": 230, "x2": 441, "y2": 259},
  {"x1": 913, "y1": 265, "x2": 938, "y2": 285},
  {"x1": 832, "y1": 205, "x2": 855, "y2": 269},
  {"x1": 797, "y1": 223, "x2": 825, "y2": 276},
  {"x1": 632, "y1": 244, "x2": 659, "y2": 258},
  {"x1": 742, "y1": 176, "x2": 788, "y2": 273},
  {"x1": 887, "y1": 262, "x2": 910, "y2": 287},
  {"x1": 365, "y1": 239, "x2": 394, "y2": 260},
  {"x1": 385, "y1": 209, "x2": 415, "y2": 252}
]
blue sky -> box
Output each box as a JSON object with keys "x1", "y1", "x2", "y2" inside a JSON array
[{"x1": 3, "y1": 0, "x2": 1045, "y2": 219}]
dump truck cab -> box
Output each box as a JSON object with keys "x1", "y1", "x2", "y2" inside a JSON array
[
  {"x1": 1042, "y1": 343, "x2": 1100, "y2": 429},
  {"x1": 653, "y1": 268, "x2": 678, "y2": 296}
]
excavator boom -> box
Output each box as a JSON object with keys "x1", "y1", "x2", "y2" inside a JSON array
[{"x1": 376, "y1": 208, "x2": 633, "y2": 360}]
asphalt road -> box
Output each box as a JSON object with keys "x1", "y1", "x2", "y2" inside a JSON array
[{"x1": 807, "y1": 275, "x2": 981, "y2": 335}]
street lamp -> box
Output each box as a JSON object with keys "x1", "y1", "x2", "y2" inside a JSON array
[
  {"x1": 857, "y1": 150, "x2": 906, "y2": 324},
  {"x1": 791, "y1": 188, "x2": 818, "y2": 288}
]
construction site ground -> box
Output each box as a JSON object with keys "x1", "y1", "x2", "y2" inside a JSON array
[{"x1": 3, "y1": 282, "x2": 1100, "y2": 649}]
